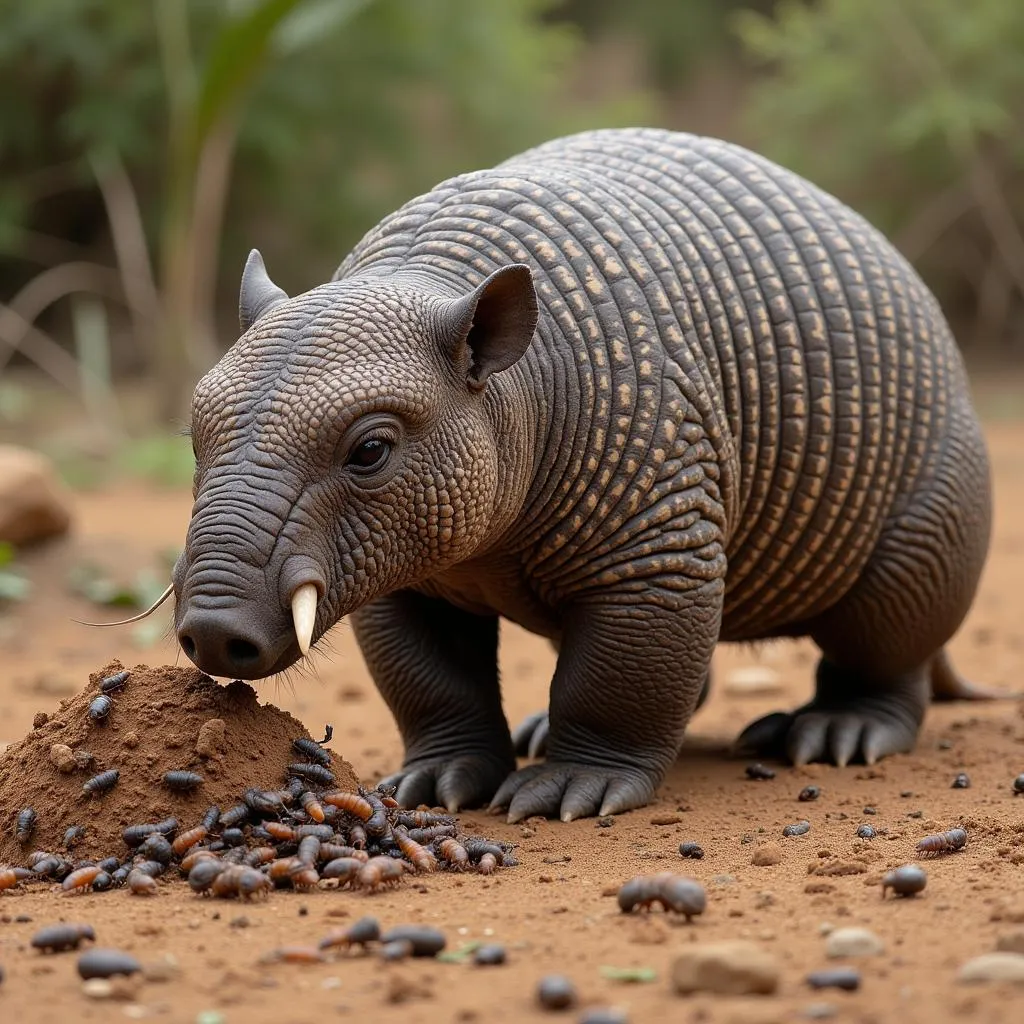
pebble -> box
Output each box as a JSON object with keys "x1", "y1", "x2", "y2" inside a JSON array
[
  {"x1": 806, "y1": 967, "x2": 861, "y2": 991},
  {"x1": 195, "y1": 718, "x2": 226, "y2": 758},
  {"x1": 882, "y1": 864, "x2": 927, "y2": 898},
  {"x1": 951, "y1": 773, "x2": 971, "y2": 789},
  {"x1": 957, "y1": 952, "x2": 1024, "y2": 984},
  {"x1": 537, "y1": 974, "x2": 577, "y2": 1010},
  {"x1": 863, "y1": 806, "x2": 877, "y2": 815},
  {"x1": 473, "y1": 944, "x2": 507, "y2": 966},
  {"x1": 783, "y1": 821, "x2": 811, "y2": 837},
  {"x1": 825, "y1": 928, "x2": 884, "y2": 958},
  {"x1": 751, "y1": 843, "x2": 782, "y2": 866},
  {"x1": 856, "y1": 824, "x2": 877, "y2": 839},
  {"x1": 723, "y1": 666, "x2": 782, "y2": 696},
  {"x1": 49, "y1": 742, "x2": 77, "y2": 773},
  {"x1": 578, "y1": 1011, "x2": 628, "y2": 1024},
  {"x1": 671, "y1": 941, "x2": 780, "y2": 995},
  {"x1": 77, "y1": 948, "x2": 142, "y2": 979},
  {"x1": 799, "y1": 1004, "x2": 837, "y2": 1020},
  {"x1": 996, "y1": 930, "x2": 1024, "y2": 955},
  {"x1": 679, "y1": 842, "x2": 704, "y2": 859}
]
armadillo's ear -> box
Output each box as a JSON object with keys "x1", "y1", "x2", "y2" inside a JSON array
[
  {"x1": 239, "y1": 249, "x2": 289, "y2": 333},
  {"x1": 445, "y1": 264, "x2": 539, "y2": 390}
]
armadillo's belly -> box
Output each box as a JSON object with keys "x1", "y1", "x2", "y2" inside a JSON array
[{"x1": 339, "y1": 128, "x2": 967, "y2": 638}]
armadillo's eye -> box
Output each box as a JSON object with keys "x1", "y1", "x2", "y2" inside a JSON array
[{"x1": 347, "y1": 438, "x2": 391, "y2": 472}]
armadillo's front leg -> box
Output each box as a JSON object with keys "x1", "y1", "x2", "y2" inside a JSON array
[
  {"x1": 352, "y1": 590, "x2": 514, "y2": 812},
  {"x1": 491, "y1": 586, "x2": 721, "y2": 822}
]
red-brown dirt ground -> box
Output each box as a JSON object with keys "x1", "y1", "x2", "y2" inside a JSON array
[{"x1": 1, "y1": 409, "x2": 1023, "y2": 1024}]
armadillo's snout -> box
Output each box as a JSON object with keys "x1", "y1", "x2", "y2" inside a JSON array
[{"x1": 176, "y1": 606, "x2": 281, "y2": 679}]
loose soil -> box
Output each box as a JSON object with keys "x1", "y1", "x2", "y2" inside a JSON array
[
  {"x1": 0, "y1": 661, "x2": 357, "y2": 864},
  {"x1": 1, "y1": 416, "x2": 1024, "y2": 1023}
]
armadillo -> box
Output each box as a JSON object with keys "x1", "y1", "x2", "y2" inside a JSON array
[{"x1": 174, "y1": 127, "x2": 994, "y2": 822}]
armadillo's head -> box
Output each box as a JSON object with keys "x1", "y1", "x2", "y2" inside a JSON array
[{"x1": 173, "y1": 250, "x2": 538, "y2": 679}]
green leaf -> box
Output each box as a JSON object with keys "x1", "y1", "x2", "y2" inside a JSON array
[
  {"x1": 599, "y1": 965, "x2": 657, "y2": 983},
  {"x1": 0, "y1": 570, "x2": 30, "y2": 602},
  {"x1": 436, "y1": 941, "x2": 482, "y2": 963}
]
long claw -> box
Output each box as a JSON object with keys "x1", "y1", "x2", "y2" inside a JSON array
[{"x1": 291, "y1": 583, "x2": 318, "y2": 655}]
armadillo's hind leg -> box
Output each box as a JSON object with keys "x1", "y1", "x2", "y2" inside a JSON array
[
  {"x1": 734, "y1": 658, "x2": 929, "y2": 766},
  {"x1": 930, "y1": 647, "x2": 1016, "y2": 702}
]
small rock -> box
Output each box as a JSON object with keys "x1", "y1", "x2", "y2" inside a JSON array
[
  {"x1": 49, "y1": 743, "x2": 77, "y2": 773},
  {"x1": 806, "y1": 967, "x2": 860, "y2": 991},
  {"x1": 143, "y1": 954, "x2": 180, "y2": 982},
  {"x1": 751, "y1": 843, "x2": 782, "y2": 866},
  {"x1": 723, "y1": 666, "x2": 782, "y2": 696},
  {"x1": 82, "y1": 979, "x2": 115, "y2": 1000},
  {"x1": 799, "y1": 786, "x2": 821, "y2": 802},
  {"x1": 671, "y1": 941, "x2": 780, "y2": 995},
  {"x1": 196, "y1": 719, "x2": 227, "y2": 758},
  {"x1": 542, "y1": 855, "x2": 571, "y2": 864},
  {"x1": 649, "y1": 814, "x2": 682, "y2": 826},
  {"x1": 825, "y1": 928, "x2": 884, "y2": 958},
  {"x1": 799, "y1": 1004, "x2": 837, "y2": 1020},
  {"x1": 996, "y1": 930, "x2": 1024, "y2": 955},
  {"x1": 951, "y1": 773, "x2": 971, "y2": 789},
  {"x1": 0, "y1": 444, "x2": 72, "y2": 544},
  {"x1": 863, "y1": 806, "x2": 877, "y2": 815},
  {"x1": 783, "y1": 821, "x2": 811, "y2": 837},
  {"x1": 122, "y1": 731, "x2": 140, "y2": 749},
  {"x1": 537, "y1": 974, "x2": 577, "y2": 1010},
  {"x1": 958, "y1": 952, "x2": 1024, "y2": 984},
  {"x1": 32, "y1": 712, "x2": 48, "y2": 729},
  {"x1": 473, "y1": 944, "x2": 506, "y2": 966}
]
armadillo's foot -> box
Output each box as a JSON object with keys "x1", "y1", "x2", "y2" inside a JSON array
[
  {"x1": 733, "y1": 659, "x2": 929, "y2": 767},
  {"x1": 377, "y1": 751, "x2": 514, "y2": 814},
  {"x1": 489, "y1": 761, "x2": 658, "y2": 823},
  {"x1": 511, "y1": 709, "x2": 549, "y2": 758}
]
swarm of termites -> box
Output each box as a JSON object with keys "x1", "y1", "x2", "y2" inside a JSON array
[
  {"x1": 616, "y1": 873, "x2": 706, "y2": 920},
  {"x1": 1, "y1": 698, "x2": 515, "y2": 903},
  {"x1": 915, "y1": 827, "x2": 967, "y2": 856}
]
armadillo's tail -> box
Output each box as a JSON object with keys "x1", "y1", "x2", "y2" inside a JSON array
[{"x1": 930, "y1": 647, "x2": 1020, "y2": 702}]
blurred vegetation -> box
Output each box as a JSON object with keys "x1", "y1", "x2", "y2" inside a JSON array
[{"x1": 0, "y1": 0, "x2": 1022, "y2": 472}]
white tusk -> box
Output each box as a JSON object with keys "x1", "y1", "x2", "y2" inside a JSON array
[{"x1": 291, "y1": 583, "x2": 318, "y2": 656}]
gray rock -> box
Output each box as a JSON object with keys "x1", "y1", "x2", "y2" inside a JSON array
[
  {"x1": 957, "y1": 953, "x2": 1024, "y2": 984},
  {"x1": 672, "y1": 941, "x2": 780, "y2": 996},
  {"x1": 0, "y1": 445, "x2": 71, "y2": 545},
  {"x1": 824, "y1": 927, "x2": 884, "y2": 958}
]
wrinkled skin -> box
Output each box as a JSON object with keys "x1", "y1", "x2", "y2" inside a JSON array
[{"x1": 175, "y1": 128, "x2": 995, "y2": 823}]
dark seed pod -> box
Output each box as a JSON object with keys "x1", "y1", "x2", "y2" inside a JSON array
[
  {"x1": 219, "y1": 804, "x2": 250, "y2": 829},
  {"x1": 798, "y1": 785, "x2": 820, "y2": 802},
  {"x1": 163, "y1": 770, "x2": 203, "y2": 793},
  {"x1": 77, "y1": 948, "x2": 142, "y2": 979},
  {"x1": 882, "y1": 864, "x2": 927, "y2": 898},
  {"x1": 783, "y1": 820, "x2": 811, "y2": 837},
  {"x1": 138, "y1": 834, "x2": 174, "y2": 865},
  {"x1": 745, "y1": 763, "x2": 775, "y2": 780},
  {"x1": 82, "y1": 770, "x2": 119, "y2": 796},
  {"x1": 16, "y1": 808, "x2": 37, "y2": 843},
  {"x1": 286, "y1": 763, "x2": 336, "y2": 788},
  {"x1": 536, "y1": 975, "x2": 577, "y2": 1010},
  {"x1": 951, "y1": 773, "x2": 971, "y2": 789},
  {"x1": 31, "y1": 923, "x2": 96, "y2": 953},
  {"x1": 473, "y1": 943, "x2": 507, "y2": 966},
  {"x1": 807, "y1": 967, "x2": 861, "y2": 991},
  {"x1": 679, "y1": 842, "x2": 704, "y2": 859},
  {"x1": 856, "y1": 824, "x2": 878, "y2": 839},
  {"x1": 88, "y1": 695, "x2": 113, "y2": 722},
  {"x1": 379, "y1": 925, "x2": 446, "y2": 957},
  {"x1": 915, "y1": 827, "x2": 967, "y2": 856},
  {"x1": 63, "y1": 826, "x2": 86, "y2": 850},
  {"x1": 99, "y1": 670, "x2": 130, "y2": 693},
  {"x1": 292, "y1": 737, "x2": 331, "y2": 766}
]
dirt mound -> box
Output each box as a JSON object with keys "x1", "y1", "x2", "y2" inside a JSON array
[{"x1": 0, "y1": 660, "x2": 358, "y2": 862}]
